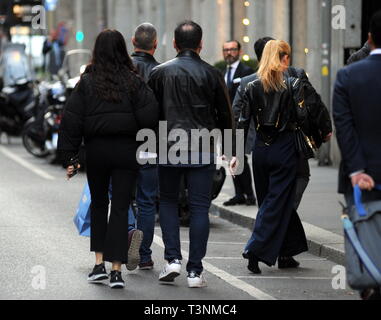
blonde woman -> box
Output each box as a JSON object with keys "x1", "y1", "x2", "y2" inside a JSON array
[{"x1": 239, "y1": 40, "x2": 308, "y2": 274}]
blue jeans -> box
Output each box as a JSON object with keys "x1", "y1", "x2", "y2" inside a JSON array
[{"x1": 159, "y1": 164, "x2": 216, "y2": 274}]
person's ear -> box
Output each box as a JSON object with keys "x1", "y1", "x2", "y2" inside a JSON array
[
  {"x1": 132, "y1": 37, "x2": 137, "y2": 47},
  {"x1": 198, "y1": 40, "x2": 203, "y2": 53},
  {"x1": 153, "y1": 39, "x2": 158, "y2": 50},
  {"x1": 368, "y1": 32, "x2": 375, "y2": 49},
  {"x1": 173, "y1": 39, "x2": 179, "y2": 52}
]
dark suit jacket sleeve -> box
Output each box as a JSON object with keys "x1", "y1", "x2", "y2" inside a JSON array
[
  {"x1": 214, "y1": 71, "x2": 235, "y2": 156},
  {"x1": 333, "y1": 68, "x2": 367, "y2": 175}
]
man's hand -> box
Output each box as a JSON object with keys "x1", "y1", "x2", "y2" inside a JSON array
[
  {"x1": 229, "y1": 157, "x2": 239, "y2": 178},
  {"x1": 351, "y1": 173, "x2": 375, "y2": 191}
]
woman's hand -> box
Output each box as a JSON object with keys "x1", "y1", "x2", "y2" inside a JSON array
[
  {"x1": 229, "y1": 157, "x2": 239, "y2": 178},
  {"x1": 66, "y1": 164, "x2": 80, "y2": 180}
]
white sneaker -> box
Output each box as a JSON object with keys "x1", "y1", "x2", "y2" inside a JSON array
[
  {"x1": 159, "y1": 259, "x2": 181, "y2": 282},
  {"x1": 187, "y1": 271, "x2": 207, "y2": 288}
]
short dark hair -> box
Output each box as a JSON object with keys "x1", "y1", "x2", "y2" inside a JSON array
[
  {"x1": 370, "y1": 10, "x2": 381, "y2": 48},
  {"x1": 224, "y1": 40, "x2": 241, "y2": 51},
  {"x1": 254, "y1": 37, "x2": 275, "y2": 62},
  {"x1": 133, "y1": 23, "x2": 157, "y2": 51},
  {"x1": 174, "y1": 20, "x2": 203, "y2": 51}
]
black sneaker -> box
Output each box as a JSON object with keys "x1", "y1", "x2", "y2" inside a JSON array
[
  {"x1": 109, "y1": 270, "x2": 125, "y2": 289},
  {"x1": 87, "y1": 263, "x2": 108, "y2": 283}
]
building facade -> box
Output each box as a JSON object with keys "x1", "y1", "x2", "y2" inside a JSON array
[{"x1": 51, "y1": 0, "x2": 380, "y2": 165}]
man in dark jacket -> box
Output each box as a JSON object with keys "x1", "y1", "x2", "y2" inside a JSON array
[
  {"x1": 125, "y1": 23, "x2": 161, "y2": 271},
  {"x1": 222, "y1": 40, "x2": 256, "y2": 207},
  {"x1": 149, "y1": 20, "x2": 234, "y2": 288},
  {"x1": 333, "y1": 11, "x2": 381, "y2": 300}
]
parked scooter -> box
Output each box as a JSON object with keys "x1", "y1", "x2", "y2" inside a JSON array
[
  {"x1": 0, "y1": 44, "x2": 37, "y2": 139},
  {"x1": 21, "y1": 49, "x2": 91, "y2": 158}
]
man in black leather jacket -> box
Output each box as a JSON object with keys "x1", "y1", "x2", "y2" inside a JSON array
[
  {"x1": 148, "y1": 20, "x2": 234, "y2": 288},
  {"x1": 126, "y1": 23, "x2": 161, "y2": 271}
]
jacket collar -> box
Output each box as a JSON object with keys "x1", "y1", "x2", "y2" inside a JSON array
[
  {"x1": 131, "y1": 51, "x2": 156, "y2": 61},
  {"x1": 177, "y1": 50, "x2": 201, "y2": 60}
]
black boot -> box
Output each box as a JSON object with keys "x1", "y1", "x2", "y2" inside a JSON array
[
  {"x1": 278, "y1": 256, "x2": 300, "y2": 269},
  {"x1": 243, "y1": 251, "x2": 261, "y2": 274}
]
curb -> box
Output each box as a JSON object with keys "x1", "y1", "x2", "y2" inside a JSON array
[{"x1": 210, "y1": 203, "x2": 345, "y2": 266}]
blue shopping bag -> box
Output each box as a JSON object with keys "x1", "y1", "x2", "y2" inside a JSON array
[{"x1": 73, "y1": 182, "x2": 91, "y2": 237}]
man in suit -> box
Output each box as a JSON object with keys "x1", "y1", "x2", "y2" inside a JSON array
[
  {"x1": 222, "y1": 40, "x2": 257, "y2": 206},
  {"x1": 333, "y1": 11, "x2": 381, "y2": 300}
]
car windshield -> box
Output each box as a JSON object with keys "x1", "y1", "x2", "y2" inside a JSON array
[{"x1": 61, "y1": 49, "x2": 92, "y2": 79}]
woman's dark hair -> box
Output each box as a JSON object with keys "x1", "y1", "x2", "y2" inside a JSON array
[
  {"x1": 370, "y1": 10, "x2": 381, "y2": 48},
  {"x1": 174, "y1": 20, "x2": 203, "y2": 51},
  {"x1": 254, "y1": 37, "x2": 275, "y2": 62},
  {"x1": 84, "y1": 29, "x2": 140, "y2": 103}
]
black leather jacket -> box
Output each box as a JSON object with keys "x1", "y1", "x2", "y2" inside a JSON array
[
  {"x1": 148, "y1": 50, "x2": 234, "y2": 153},
  {"x1": 131, "y1": 51, "x2": 160, "y2": 83},
  {"x1": 238, "y1": 77, "x2": 302, "y2": 145}
]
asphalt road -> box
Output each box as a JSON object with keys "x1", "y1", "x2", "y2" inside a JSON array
[{"x1": 0, "y1": 137, "x2": 358, "y2": 300}]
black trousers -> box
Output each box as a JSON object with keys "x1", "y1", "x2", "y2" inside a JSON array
[
  {"x1": 85, "y1": 136, "x2": 139, "y2": 264},
  {"x1": 245, "y1": 132, "x2": 308, "y2": 266},
  {"x1": 232, "y1": 155, "x2": 256, "y2": 200}
]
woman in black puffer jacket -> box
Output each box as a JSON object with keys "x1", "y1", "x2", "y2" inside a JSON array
[{"x1": 58, "y1": 29, "x2": 159, "y2": 289}]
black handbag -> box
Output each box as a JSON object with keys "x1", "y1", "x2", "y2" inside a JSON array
[{"x1": 286, "y1": 77, "x2": 315, "y2": 159}]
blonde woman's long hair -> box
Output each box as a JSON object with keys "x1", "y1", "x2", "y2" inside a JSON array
[{"x1": 257, "y1": 40, "x2": 291, "y2": 93}]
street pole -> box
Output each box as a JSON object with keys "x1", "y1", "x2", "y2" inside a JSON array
[
  {"x1": 75, "y1": 0, "x2": 83, "y2": 49},
  {"x1": 319, "y1": 0, "x2": 332, "y2": 166}
]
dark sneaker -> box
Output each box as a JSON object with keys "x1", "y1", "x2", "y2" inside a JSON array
[
  {"x1": 246, "y1": 198, "x2": 257, "y2": 206},
  {"x1": 109, "y1": 270, "x2": 125, "y2": 289},
  {"x1": 87, "y1": 263, "x2": 108, "y2": 283},
  {"x1": 126, "y1": 229, "x2": 144, "y2": 271},
  {"x1": 139, "y1": 260, "x2": 154, "y2": 270},
  {"x1": 223, "y1": 196, "x2": 246, "y2": 206}
]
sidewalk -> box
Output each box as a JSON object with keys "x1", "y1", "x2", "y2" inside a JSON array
[{"x1": 210, "y1": 160, "x2": 346, "y2": 265}]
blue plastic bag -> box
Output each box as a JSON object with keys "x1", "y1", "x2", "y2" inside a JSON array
[{"x1": 73, "y1": 182, "x2": 91, "y2": 237}]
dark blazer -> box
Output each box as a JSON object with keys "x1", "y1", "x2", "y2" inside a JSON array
[
  {"x1": 333, "y1": 54, "x2": 381, "y2": 194},
  {"x1": 226, "y1": 61, "x2": 254, "y2": 103}
]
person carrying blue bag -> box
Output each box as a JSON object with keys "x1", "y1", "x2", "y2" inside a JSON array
[
  {"x1": 58, "y1": 29, "x2": 159, "y2": 289},
  {"x1": 333, "y1": 10, "x2": 381, "y2": 300}
]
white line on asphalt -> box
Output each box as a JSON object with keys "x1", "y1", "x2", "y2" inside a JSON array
[
  {"x1": 153, "y1": 234, "x2": 276, "y2": 300},
  {"x1": 0, "y1": 146, "x2": 55, "y2": 180},
  {"x1": 204, "y1": 257, "x2": 243, "y2": 260},
  {"x1": 237, "y1": 276, "x2": 332, "y2": 280},
  {"x1": 181, "y1": 241, "x2": 246, "y2": 245}
]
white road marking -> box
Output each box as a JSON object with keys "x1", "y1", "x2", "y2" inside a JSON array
[
  {"x1": 153, "y1": 234, "x2": 276, "y2": 300},
  {"x1": 181, "y1": 241, "x2": 246, "y2": 245},
  {"x1": 0, "y1": 146, "x2": 55, "y2": 181},
  {"x1": 237, "y1": 276, "x2": 332, "y2": 280}
]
